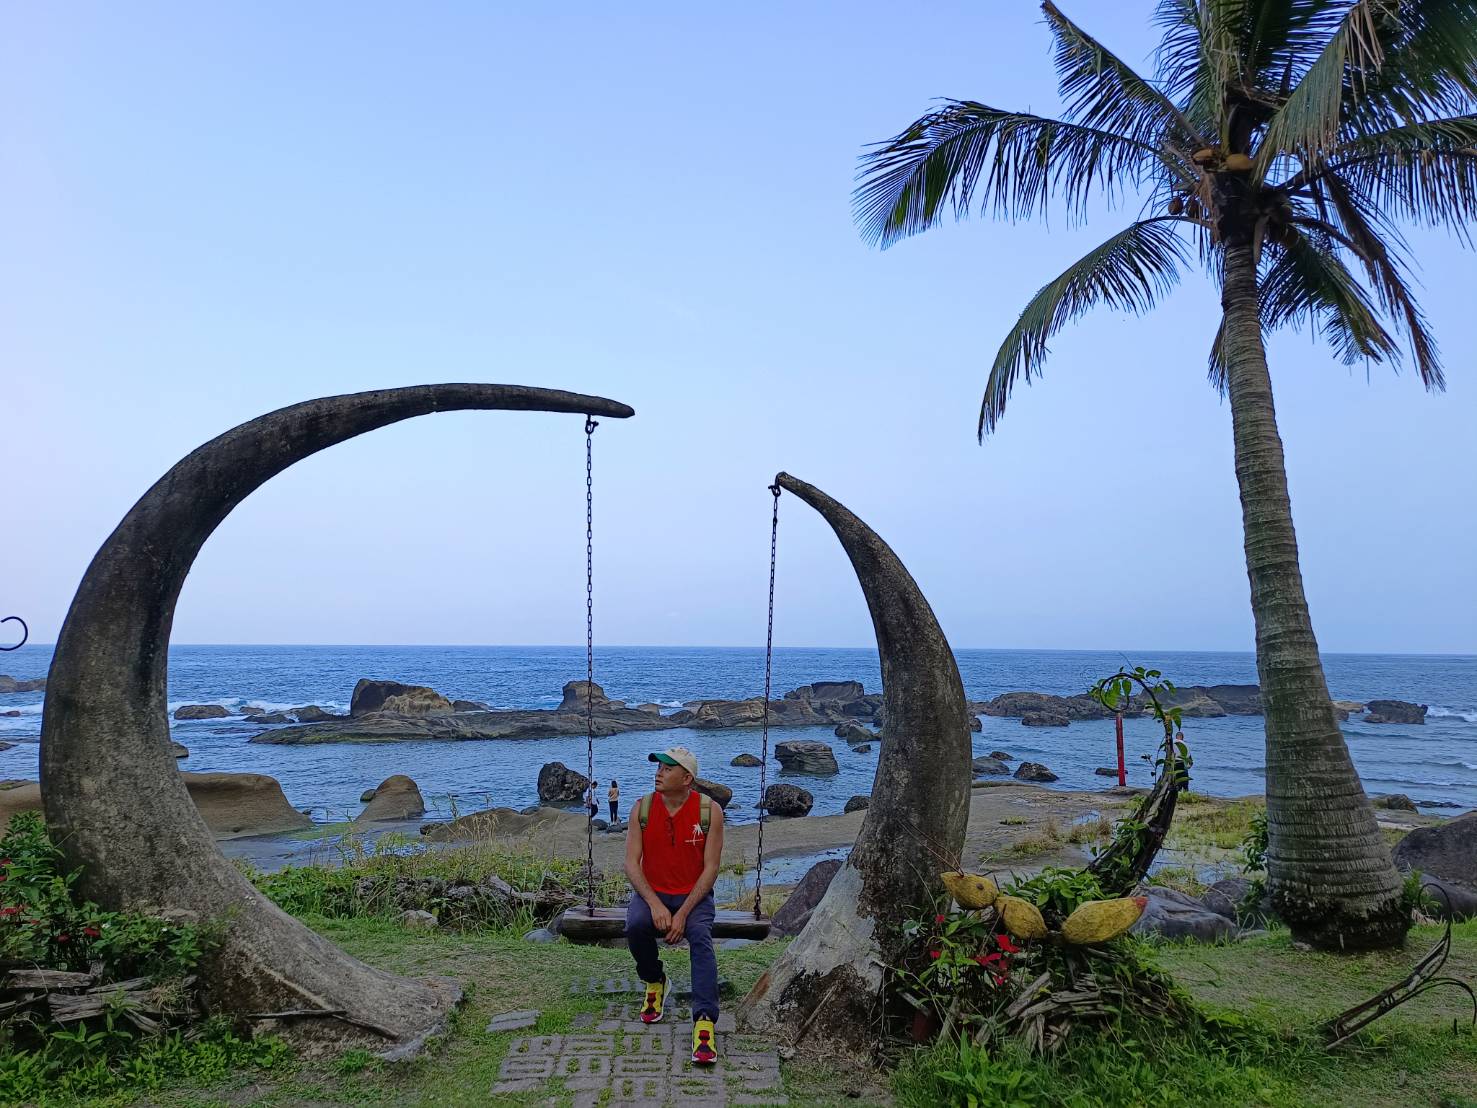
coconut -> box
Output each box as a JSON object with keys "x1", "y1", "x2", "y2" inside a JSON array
[
  {"x1": 1223, "y1": 153, "x2": 1254, "y2": 173},
  {"x1": 996, "y1": 895, "x2": 1049, "y2": 941},
  {"x1": 1061, "y1": 896, "x2": 1148, "y2": 945},
  {"x1": 1168, "y1": 196, "x2": 1185, "y2": 215},
  {"x1": 1191, "y1": 147, "x2": 1218, "y2": 166},
  {"x1": 940, "y1": 871, "x2": 999, "y2": 910}
]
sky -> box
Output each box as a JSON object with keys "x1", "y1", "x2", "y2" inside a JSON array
[{"x1": 3, "y1": 1, "x2": 1474, "y2": 655}]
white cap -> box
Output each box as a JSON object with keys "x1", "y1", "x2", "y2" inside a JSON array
[{"x1": 649, "y1": 745, "x2": 699, "y2": 778}]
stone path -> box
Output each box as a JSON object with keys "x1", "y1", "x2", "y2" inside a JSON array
[{"x1": 491, "y1": 1001, "x2": 785, "y2": 1106}]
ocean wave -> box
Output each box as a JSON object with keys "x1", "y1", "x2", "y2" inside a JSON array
[{"x1": 1428, "y1": 705, "x2": 1477, "y2": 723}]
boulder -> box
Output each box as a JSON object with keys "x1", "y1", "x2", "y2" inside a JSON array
[
  {"x1": 1365, "y1": 699, "x2": 1427, "y2": 725},
  {"x1": 0, "y1": 675, "x2": 46, "y2": 694},
  {"x1": 990, "y1": 751, "x2": 1013, "y2": 761},
  {"x1": 967, "y1": 716, "x2": 982, "y2": 732},
  {"x1": 785, "y1": 681, "x2": 865, "y2": 704},
  {"x1": 356, "y1": 774, "x2": 427, "y2": 821},
  {"x1": 250, "y1": 711, "x2": 291, "y2": 724},
  {"x1": 834, "y1": 723, "x2": 876, "y2": 745},
  {"x1": 1417, "y1": 875, "x2": 1477, "y2": 922},
  {"x1": 361, "y1": 788, "x2": 378, "y2": 803},
  {"x1": 971, "y1": 756, "x2": 1009, "y2": 776},
  {"x1": 1130, "y1": 887, "x2": 1239, "y2": 943},
  {"x1": 1013, "y1": 762, "x2": 1058, "y2": 783},
  {"x1": 557, "y1": 680, "x2": 612, "y2": 712},
  {"x1": 537, "y1": 761, "x2": 591, "y2": 804},
  {"x1": 180, "y1": 771, "x2": 313, "y2": 837},
  {"x1": 523, "y1": 927, "x2": 558, "y2": 943},
  {"x1": 0, "y1": 712, "x2": 18, "y2": 718},
  {"x1": 239, "y1": 705, "x2": 266, "y2": 716},
  {"x1": 731, "y1": 753, "x2": 763, "y2": 768},
  {"x1": 635, "y1": 703, "x2": 666, "y2": 715},
  {"x1": 694, "y1": 778, "x2": 733, "y2": 808},
  {"x1": 351, "y1": 679, "x2": 453, "y2": 716},
  {"x1": 1393, "y1": 811, "x2": 1477, "y2": 888},
  {"x1": 981, "y1": 691, "x2": 1112, "y2": 721},
  {"x1": 400, "y1": 909, "x2": 438, "y2": 932},
  {"x1": 173, "y1": 704, "x2": 229, "y2": 720},
  {"x1": 773, "y1": 740, "x2": 839, "y2": 775},
  {"x1": 1094, "y1": 766, "x2": 1120, "y2": 777},
  {"x1": 1022, "y1": 712, "x2": 1069, "y2": 727},
  {"x1": 290, "y1": 705, "x2": 343, "y2": 723},
  {"x1": 452, "y1": 699, "x2": 492, "y2": 712},
  {"x1": 171, "y1": 741, "x2": 189, "y2": 759},
  {"x1": 1141, "y1": 684, "x2": 1257, "y2": 716},
  {"x1": 691, "y1": 698, "x2": 771, "y2": 728},
  {"x1": 770, "y1": 858, "x2": 843, "y2": 935},
  {"x1": 1372, "y1": 793, "x2": 1419, "y2": 813},
  {"x1": 853, "y1": 743, "x2": 872, "y2": 753},
  {"x1": 1332, "y1": 700, "x2": 1365, "y2": 715},
  {"x1": 844, "y1": 795, "x2": 869, "y2": 813},
  {"x1": 760, "y1": 783, "x2": 814, "y2": 817}
]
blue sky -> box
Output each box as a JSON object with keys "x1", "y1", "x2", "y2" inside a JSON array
[{"x1": 4, "y1": 2, "x2": 1473, "y2": 654}]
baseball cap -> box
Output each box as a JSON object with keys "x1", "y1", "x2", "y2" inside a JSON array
[{"x1": 648, "y1": 746, "x2": 699, "y2": 778}]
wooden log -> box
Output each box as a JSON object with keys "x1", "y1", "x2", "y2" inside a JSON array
[
  {"x1": 5, "y1": 969, "x2": 95, "y2": 990},
  {"x1": 556, "y1": 907, "x2": 771, "y2": 943}
]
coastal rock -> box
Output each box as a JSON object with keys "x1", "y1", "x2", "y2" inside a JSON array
[
  {"x1": 968, "y1": 716, "x2": 982, "y2": 732},
  {"x1": 785, "y1": 680, "x2": 865, "y2": 704},
  {"x1": 773, "y1": 740, "x2": 839, "y2": 775},
  {"x1": 1332, "y1": 700, "x2": 1365, "y2": 715},
  {"x1": 1372, "y1": 793, "x2": 1419, "y2": 813},
  {"x1": 1137, "y1": 684, "x2": 1258, "y2": 716},
  {"x1": 771, "y1": 858, "x2": 842, "y2": 936},
  {"x1": 990, "y1": 751, "x2": 1012, "y2": 761},
  {"x1": 350, "y1": 679, "x2": 453, "y2": 717},
  {"x1": 171, "y1": 741, "x2": 189, "y2": 759},
  {"x1": 844, "y1": 795, "x2": 870, "y2": 813},
  {"x1": 853, "y1": 743, "x2": 872, "y2": 753},
  {"x1": 239, "y1": 705, "x2": 266, "y2": 716},
  {"x1": 537, "y1": 762, "x2": 591, "y2": 804},
  {"x1": 557, "y1": 680, "x2": 612, "y2": 711},
  {"x1": 1094, "y1": 766, "x2": 1120, "y2": 777},
  {"x1": 0, "y1": 712, "x2": 18, "y2": 719},
  {"x1": 691, "y1": 698, "x2": 770, "y2": 728},
  {"x1": 1417, "y1": 876, "x2": 1477, "y2": 922},
  {"x1": 1013, "y1": 761, "x2": 1058, "y2": 783},
  {"x1": 452, "y1": 699, "x2": 491, "y2": 712},
  {"x1": 1130, "y1": 887, "x2": 1239, "y2": 943},
  {"x1": 400, "y1": 909, "x2": 438, "y2": 932},
  {"x1": 834, "y1": 722, "x2": 876, "y2": 745},
  {"x1": 971, "y1": 756, "x2": 1009, "y2": 776},
  {"x1": 1022, "y1": 712, "x2": 1069, "y2": 728},
  {"x1": 249, "y1": 711, "x2": 291, "y2": 724},
  {"x1": 0, "y1": 675, "x2": 46, "y2": 694},
  {"x1": 180, "y1": 771, "x2": 313, "y2": 838},
  {"x1": 1393, "y1": 812, "x2": 1477, "y2": 889},
  {"x1": 635, "y1": 703, "x2": 666, "y2": 715},
  {"x1": 356, "y1": 774, "x2": 427, "y2": 821},
  {"x1": 290, "y1": 705, "x2": 343, "y2": 723},
  {"x1": 731, "y1": 753, "x2": 763, "y2": 767},
  {"x1": 760, "y1": 783, "x2": 814, "y2": 817},
  {"x1": 361, "y1": 788, "x2": 378, "y2": 802},
  {"x1": 694, "y1": 778, "x2": 733, "y2": 808},
  {"x1": 982, "y1": 691, "x2": 1113, "y2": 721},
  {"x1": 1365, "y1": 699, "x2": 1427, "y2": 725},
  {"x1": 173, "y1": 704, "x2": 229, "y2": 721}
]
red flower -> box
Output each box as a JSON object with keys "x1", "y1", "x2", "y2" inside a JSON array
[
  {"x1": 0, "y1": 907, "x2": 19, "y2": 916},
  {"x1": 934, "y1": 914, "x2": 947, "y2": 924},
  {"x1": 929, "y1": 949, "x2": 942, "y2": 960},
  {"x1": 996, "y1": 935, "x2": 1021, "y2": 954},
  {"x1": 992, "y1": 974, "x2": 1007, "y2": 986},
  {"x1": 55, "y1": 933, "x2": 69, "y2": 943},
  {"x1": 0, "y1": 858, "x2": 11, "y2": 866},
  {"x1": 82, "y1": 926, "x2": 101, "y2": 938},
  {"x1": 973, "y1": 952, "x2": 1003, "y2": 966}
]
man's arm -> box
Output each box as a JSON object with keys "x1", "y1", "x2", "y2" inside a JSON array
[
  {"x1": 667, "y1": 803, "x2": 725, "y2": 942},
  {"x1": 623, "y1": 803, "x2": 672, "y2": 932}
]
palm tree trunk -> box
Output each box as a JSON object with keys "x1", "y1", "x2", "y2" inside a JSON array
[{"x1": 1220, "y1": 240, "x2": 1408, "y2": 951}]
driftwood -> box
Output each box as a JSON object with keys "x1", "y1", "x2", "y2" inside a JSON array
[{"x1": 2, "y1": 970, "x2": 198, "y2": 1033}]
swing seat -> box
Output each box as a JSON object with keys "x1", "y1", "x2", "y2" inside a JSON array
[{"x1": 557, "y1": 906, "x2": 772, "y2": 943}]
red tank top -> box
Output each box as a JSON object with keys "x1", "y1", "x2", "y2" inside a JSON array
[{"x1": 640, "y1": 791, "x2": 708, "y2": 895}]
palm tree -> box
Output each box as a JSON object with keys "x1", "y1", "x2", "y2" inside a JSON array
[{"x1": 856, "y1": 0, "x2": 1477, "y2": 951}]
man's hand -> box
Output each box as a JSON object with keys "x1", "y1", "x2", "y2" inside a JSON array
[
  {"x1": 649, "y1": 900, "x2": 673, "y2": 934},
  {"x1": 664, "y1": 908, "x2": 688, "y2": 945}
]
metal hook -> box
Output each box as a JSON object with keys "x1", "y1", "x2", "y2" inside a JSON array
[
  {"x1": 584, "y1": 416, "x2": 599, "y2": 435},
  {"x1": 0, "y1": 616, "x2": 27, "y2": 652}
]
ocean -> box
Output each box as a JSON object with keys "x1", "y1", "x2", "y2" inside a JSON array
[{"x1": 3, "y1": 645, "x2": 1474, "y2": 825}]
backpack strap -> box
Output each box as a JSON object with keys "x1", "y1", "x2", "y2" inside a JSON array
[{"x1": 637, "y1": 791, "x2": 712, "y2": 833}]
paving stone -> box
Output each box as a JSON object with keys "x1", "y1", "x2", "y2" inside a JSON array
[
  {"x1": 570, "y1": 1012, "x2": 596, "y2": 1029},
  {"x1": 496, "y1": 1055, "x2": 555, "y2": 1079},
  {"x1": 484, "y1": 1008, "x2": 540, "y2": 1033},
  {"x1": 561, "y1": 1033, "x2": 614, "y2": 1054},
  {"x1": 556, "y1": 1054, "x2": 610, "y2": 1078},
  {"x1": 506, "y1": 1034, "x2": 563, "y2": 1056},
  {"x1": 489, "y1": 1077, "x2": 544, "y2": 1094},
  {"x1": 613, "y1": 1054, "x2": 669, "y2": 1076}
]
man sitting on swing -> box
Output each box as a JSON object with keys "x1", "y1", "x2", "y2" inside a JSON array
[{"x1": 623, "y1": 745, "x2": 725, "y2": 1065}]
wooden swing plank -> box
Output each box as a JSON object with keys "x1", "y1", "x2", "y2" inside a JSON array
[{"x1": 558, "y1": 907, "x2": 771, "y2": 943}]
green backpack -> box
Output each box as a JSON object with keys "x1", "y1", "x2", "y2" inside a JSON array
[{"x1": 636, "y1": 791, "x2": 712, "y2": 833}]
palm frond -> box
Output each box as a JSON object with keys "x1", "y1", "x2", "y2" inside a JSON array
[
  {"x1": 1312, "y1": 173, "x2": 1445, "y2": 387},
  {"x1": 1258, "y1": 0, "x2": 1404, "y2": 171},
  {"x1": 1342, "y1": 0, "x2": 1477, "y2": 134},
  {"x1": 854, "y1": 102, "x2": 1176, "y2": 247},
  {"x1": 1154, "y1": 0, "x2": 1228, "y2": 135},
  {"x1": 1323, "y1": 115, "x2": 1477, "y2": 241},
  {"x1": 980, "y1": 218, "x2": 1191, "y2": 436},
  {"x1": 1043, "y1": 0, "x2": 1203, "y2": 149}
]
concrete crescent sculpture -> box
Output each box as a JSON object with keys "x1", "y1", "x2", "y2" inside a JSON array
[
  {"x1": 40, "y1": 384, "x2": 634, "y2": 1051},
  {"x1": 737, "y1": 472, "x2": 971, "y2": 1049}
]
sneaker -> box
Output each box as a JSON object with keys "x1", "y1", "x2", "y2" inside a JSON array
[
  {"x1": 639, "y1": 978, "x2": 666, "y2": 1024},
  {"x1": 691, "y1": 1017, "x2": 718, "y2": 1065}
]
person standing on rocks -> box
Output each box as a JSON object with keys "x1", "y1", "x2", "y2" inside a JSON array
[
  {"x1": 623, "y1": 746, "x2": 724, "y2": 1066},
  {"x1": 607, "y1": 779, "x2": 620, "y2": 823},
  {"x1": 586, "y1": 781, "x2": 600, "y2": 819}
]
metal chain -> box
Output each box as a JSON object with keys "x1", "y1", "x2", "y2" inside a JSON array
[
  {"x1": 756, "y1": 483, "x2": 781, "y2": 919},
  {"x1": 584, "y1": 416, "x2": 598, "y2": 914},
  {"x1": 1, "y1": 616, "x2": 27, "y2": 651}
]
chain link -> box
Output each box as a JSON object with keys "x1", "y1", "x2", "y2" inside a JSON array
[
  {"x1": 756, "y1": 482, "x2": 781, "y2": 919},
  {"x1": 584, "y1": 417, "x2": 598, "y2": 913}
]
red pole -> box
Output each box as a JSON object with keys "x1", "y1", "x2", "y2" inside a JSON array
[{"x1": 1115, "y1": 712, "x2": 1126, "y2": 787}]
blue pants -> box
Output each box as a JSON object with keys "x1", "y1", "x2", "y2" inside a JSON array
[{"x1": 625, "y1": 891, "x2": 719, "y2": 1021}]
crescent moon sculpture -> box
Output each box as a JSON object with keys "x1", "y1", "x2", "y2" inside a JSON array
[
  {"x1": 41, "y1": 384, "x2": 634, "y2": 1051},
  {"x1": 736, "y1": 472, "x2": 971, "y2": 1049}
]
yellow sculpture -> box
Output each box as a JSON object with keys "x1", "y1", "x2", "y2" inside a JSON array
[
  {"x1": 1061, "y1": 896, "x2": 1149, "y2": 945},
  {"x1": 940, "y1": 871, "x2": 999, "y2": 910}
]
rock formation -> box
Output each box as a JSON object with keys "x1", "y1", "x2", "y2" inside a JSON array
[
  {"x1": 773, "y1": 740, "x2": 839, "y2": 775},
  {"x1": 537, "y1": 762, "x2": 591, "y2": 804},
  {"x1": 759, "y1": 782, "x2": 814, "y2": 817},
  {"x1": 356, "y1": 775, "x2": 427, "y2": 822}
]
